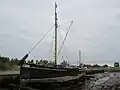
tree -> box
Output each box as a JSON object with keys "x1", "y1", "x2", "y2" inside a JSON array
[
  {"x1": 30, "y1": 60, "x2": 34, "y2": 64},
  {"x1": 0, "y1": 56, "x2": 10, "y2": 63},
  {"x1": 92, "y1": 64, "x2": 101, "y2": 67},
  {"x1": 36, "y1": 60, "x2": 39, "y2": 65},
  {"x1": 42, "y1": 60, "x2": 48, "y2": 65},
  {"x1": 60, "y1": 60, "x2": 69, "y2": 67},
  {"x1": 114, "y1": 62, "x2": 119, "y2": 67},
  {"x1": 14, "y1": 58, "x2": 19, "y2": 65},
  {"x1": 47, "y1": 61, "x2": 55, "y2": 66},
  {"x1": 39, "y1": 60, "x2": 43, "y2": 64},
  {"x1": 27, "y1": 60, "x2": 31, "y2": 64},
  {"x1": 83, "y1": 64, "x2": 92, "y2": 68},
  {"x1": 0, "y1": 56, "x2": 19, "y2": 70},
  {"x1": 103, "y1": 64, "x2": 108, "y2": 67}
]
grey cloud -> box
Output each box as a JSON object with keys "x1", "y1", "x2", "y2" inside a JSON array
[{"x1": 0, "y1": 0, "x2": 120, "y2": 66}]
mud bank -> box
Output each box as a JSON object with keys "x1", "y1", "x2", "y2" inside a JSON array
[
  {"x1": 82, "y1": 72, "x2": 120, "y2": 90},
  {"x1": 1, "y1": 71, "x2": 120, "y2": 90}
]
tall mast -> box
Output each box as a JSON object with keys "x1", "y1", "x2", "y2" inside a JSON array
[
  {"x1": 54, "y1": 2, "x2": 58, "y2": 65},
  {"x1": 79, "y1": 50, "x2": 81, "y2": 66}
]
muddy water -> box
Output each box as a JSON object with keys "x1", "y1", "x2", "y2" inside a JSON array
[{"x1": 82, "y1": 72, "x2": 120, "y2": 90}]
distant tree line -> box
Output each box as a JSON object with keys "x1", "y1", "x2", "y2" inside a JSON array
[
  {"x1": 0, "y1": 56, "x2": 19, "y2": 70},
  {"x1": 79, "y1": 64, "x2": 111, "y2": 68},
  {"x1": 1, "y1": 55, "x2": 118, "y2": 70}
]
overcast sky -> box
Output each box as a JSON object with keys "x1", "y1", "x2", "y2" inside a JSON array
[{"x1": 0, "y1": 0, "x2": 120, "y2": 66}]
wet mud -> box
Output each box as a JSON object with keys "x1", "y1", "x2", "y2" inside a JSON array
[
  {"x1": 1, "y1": 72, "x2": 120, "y2": 90},
  {"x1": 82, "y1": 72, "x2": 120, "y2": 90}
]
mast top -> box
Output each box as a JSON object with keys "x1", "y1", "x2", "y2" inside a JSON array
[{"x1": 55, "y1": 2, "x2": 57, "y2": 8}]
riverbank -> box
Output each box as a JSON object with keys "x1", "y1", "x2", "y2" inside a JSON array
[
  {"x1": 82, "y1": 72, "x2": 120, "y2": 90},
  {"x1": 0, "y1": 67, "x2": 120, "y2": 90}
]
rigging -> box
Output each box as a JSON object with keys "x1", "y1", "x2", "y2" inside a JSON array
[
  {"x1": 20, "y1": 24, "x2": 54, "y2": 66},
  {"x1": 57, "y1": 21, "x2": 73, "y2": 56}
]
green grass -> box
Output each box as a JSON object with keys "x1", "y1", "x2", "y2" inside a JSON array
[{"x1": 104, "y1": 67, "x2": 120, "y2": 72}]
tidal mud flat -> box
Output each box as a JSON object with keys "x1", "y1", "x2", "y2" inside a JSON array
[
  {"x1": 1, "y1": 71, "x2": 120, "y2": 90},
  {"x1": 82, "y1": 72, "x2": 120, "y2": 90}
]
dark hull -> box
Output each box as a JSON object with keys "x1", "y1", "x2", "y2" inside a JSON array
[{"x1": 20, "y1": 66, "x2": 85, "y2": 79}]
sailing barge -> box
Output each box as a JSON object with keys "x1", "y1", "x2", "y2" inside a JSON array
[
  {"x1": 19, "y1": 2, "x2": 85, "y2": 80},
  {"x1": 11, "y1": 2, "x2": 86, "y2": 90},
  {"x1": 0, "y1": 2, "x2": 106, "y2": 90}
]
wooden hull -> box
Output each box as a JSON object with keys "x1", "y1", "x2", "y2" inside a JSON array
[{"x1": 20, "y1": 66, "x2": 85, "y2": 79}]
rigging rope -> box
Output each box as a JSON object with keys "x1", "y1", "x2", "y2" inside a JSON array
[
  {"x1": 58, "y1": 27, "x2": 64, "y2": 44},
  {"x1": 28, "y1": 24, "x2": 55, "y2": 54},
  {"x1": 57, "y1": 21, "x2": 73, "y2": 56},
  {"x1": 51, "y1": 26, "x2": 64, "y2": 62},
  {"x1": 58, "y1": 21, "x2": 72, "y2": 27},
  {"x1": 59, "y1": 27, "x2": 66, "y2": 33},
  {"x1": 20, "y1": 24, "x2": 54, "y2": 65},
  {"x1": 49, "y1": 29, "x2": 54, "y2": 61}
]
